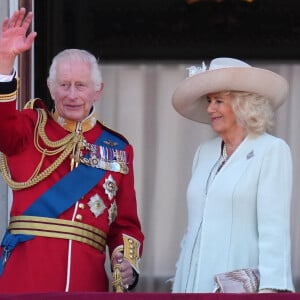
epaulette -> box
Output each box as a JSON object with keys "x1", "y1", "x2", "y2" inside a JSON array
[
  {"x1": 99, "y1": 120, "x2": 129, "y2": 144},
  {"x1": 23, "y1": 98, "x2": 48, "y2": 110}
]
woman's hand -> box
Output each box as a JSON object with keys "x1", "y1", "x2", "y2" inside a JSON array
[{"x1": 0, "y1": 7, "x2": 36, "y2": 74}]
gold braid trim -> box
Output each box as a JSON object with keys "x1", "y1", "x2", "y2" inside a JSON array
[
  {"x1": 9, "y1": 216, "x2": 107, "y2": 252},
  {"x1": 111, "y1": 234, "x2": 141, "y2": 292},
  {"x1": 23, "y1": 98, "x2": 39, "y2": 109},
  {"x1": 0, "y1": 109, "x2": 83, "y2": 190},
  {"x1": 0, "y1": 91, "x2": 17, "y2": 102}
]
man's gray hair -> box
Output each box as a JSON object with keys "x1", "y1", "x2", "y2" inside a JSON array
[{"x1": 47, "y1": 49, "x2": 102, "y2": 89}]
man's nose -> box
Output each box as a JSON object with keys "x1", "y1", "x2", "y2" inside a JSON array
[{"x1": 68, "y1": 85, "x2": 77, "y2": 98}]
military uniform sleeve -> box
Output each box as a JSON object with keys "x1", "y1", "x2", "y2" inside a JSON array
[
  {"x1": 107, "y1": 143, "x2": 144, "y2": 274},
  {"x1": 0, "y1": 79, "x2": 37, "y2": 156}
]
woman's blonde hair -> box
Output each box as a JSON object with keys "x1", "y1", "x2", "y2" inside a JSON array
[{"x1": 230, "y1": 91, "x2": 274, "y2": 134}]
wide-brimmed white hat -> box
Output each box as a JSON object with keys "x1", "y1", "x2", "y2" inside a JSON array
[{"x1": 172, "y1": 57, "x2": 289, "y2": 124}]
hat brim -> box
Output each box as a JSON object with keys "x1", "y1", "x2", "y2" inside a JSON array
[{"x1": 172, "y1": 67, "x2": 289, "y2": 124}]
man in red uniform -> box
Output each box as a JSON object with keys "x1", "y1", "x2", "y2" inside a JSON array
[{"x1": 0, "y1": 8, "x2": 144, "y2": 293}]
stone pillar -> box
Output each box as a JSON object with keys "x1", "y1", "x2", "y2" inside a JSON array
[{"x1": 0, "y1": 0, "x2": 9, "y2": 239}]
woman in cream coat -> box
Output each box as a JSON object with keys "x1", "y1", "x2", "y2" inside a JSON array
[{"x1": 171, "y1": 58, "x2": 294, "y2": 293}]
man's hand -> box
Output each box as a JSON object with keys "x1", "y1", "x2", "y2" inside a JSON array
[
  {"x1": 0, "y1": 7, "x2": 36, "y2": 74},
  {"x1": 112, "y1": 252, "x2": 136, "y2": 291}
]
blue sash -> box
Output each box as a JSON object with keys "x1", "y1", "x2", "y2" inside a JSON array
[{"x1": 0, "y1": 128, "x2": 127, "y2": 275}]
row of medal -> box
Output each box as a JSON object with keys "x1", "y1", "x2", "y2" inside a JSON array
[{"x1": 80, "y1": 142, "x2": 129, "y2": 175}]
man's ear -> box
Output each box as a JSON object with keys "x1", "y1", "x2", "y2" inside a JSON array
[
  {"x1": 47, "y1": 80, "x2": 55, "y2": 100},
  {"x1": 95, "y1": 82, "x2": 104, "y2": 101}
]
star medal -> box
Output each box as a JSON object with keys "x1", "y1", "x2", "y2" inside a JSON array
[
  {"x1": 108, "y1": 201, "x2": 117, "y2": 224},
  {"x1": 88, "y1": 194, "x2": 106, "y2": 218},
  {"x1": 103, "y1": 174, "x2": 118, "y2": 200}
]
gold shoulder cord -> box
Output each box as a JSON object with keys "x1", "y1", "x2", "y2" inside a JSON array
[{"x1": 0, "y1": 109, "x2": 82, "y2": 190}]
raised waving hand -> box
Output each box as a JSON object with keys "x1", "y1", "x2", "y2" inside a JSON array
[{"x1": 0, "y1": 7, "x2": 36, "y2": 74}]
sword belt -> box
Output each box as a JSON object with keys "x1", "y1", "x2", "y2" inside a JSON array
[{"x1": 8, "y1": 215, "x2": 107, "y2": 252}]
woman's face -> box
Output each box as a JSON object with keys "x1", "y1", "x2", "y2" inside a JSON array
[{"x1": 206, "y1": 91, "x2": 241, "y2": 135}]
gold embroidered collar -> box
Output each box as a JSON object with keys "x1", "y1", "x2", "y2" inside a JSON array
[{"x1": 52, "y1": 106, "x2": 97, "y2": 132}]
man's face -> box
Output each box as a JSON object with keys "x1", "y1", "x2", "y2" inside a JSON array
[{"x1": 49, "y1": 60, "x2": 102, "y2": 122}]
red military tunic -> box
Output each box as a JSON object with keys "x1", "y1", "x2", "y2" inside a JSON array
[{"x1": 0, "y1": 79, "x2": 144, "y2": 293}]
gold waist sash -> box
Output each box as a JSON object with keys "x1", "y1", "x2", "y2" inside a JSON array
[{"x1": 8, "y1": 215, "x2": 107, "y2": 252}]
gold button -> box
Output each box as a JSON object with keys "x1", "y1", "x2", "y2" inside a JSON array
[
  {"x1": 79, "y1": 203, "x2": 85, "y2": 209},
  {"x1": 75, "y1": 214, "x2": 83, "y2": 221}
]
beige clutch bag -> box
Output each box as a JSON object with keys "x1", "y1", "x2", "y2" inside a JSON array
[{"x1": 214, "y1": 268, "x2": 260, "y2": 293}]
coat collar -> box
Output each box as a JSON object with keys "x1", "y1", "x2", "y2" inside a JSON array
[{"x1": 51, "y1": 106, "x2": 97, "y2": 132}]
